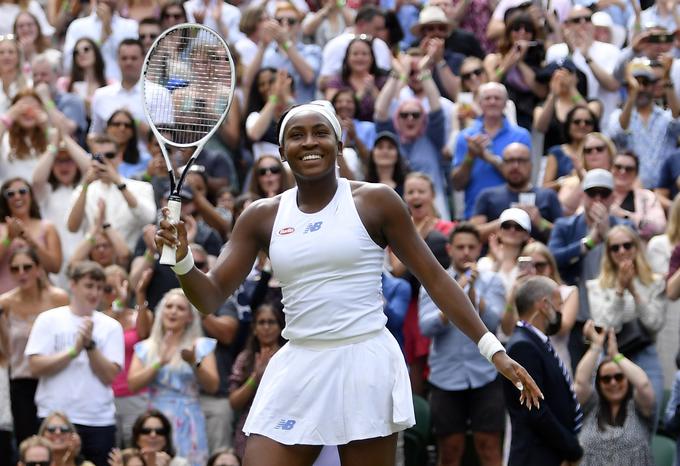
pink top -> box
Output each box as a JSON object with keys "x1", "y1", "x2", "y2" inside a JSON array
[{"x1": 112, "y1": 326, "x2": 146, "y2": 397}]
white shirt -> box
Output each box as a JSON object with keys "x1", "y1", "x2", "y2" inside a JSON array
[
  {"x1": 69, "y1": 178, "x2": 156, "y2": 250},
  {"x1": 0, "y1": 132, "x2": 39, "y2": 185},
  {"x1": 184, "y1": 0, "x2": 244, "y2": 45},
  {"x1": 234, "y1": 37, "x2": 258, "y2": 68},
  {"x1": 63, "y1": 13, "x2": 139, "y2": 82},
  {"x1": 25, "y1": 306, "x2": 124, "y2": 426},
  {"x1": 546, "y1": 41, "x2": 622, "y2": 123},
  {"x1": 320, "y1": 32, "x2": 392, "y2": 78},
  {"x1": 0, "y1": 1, "x2": 54, "y2": 36}
]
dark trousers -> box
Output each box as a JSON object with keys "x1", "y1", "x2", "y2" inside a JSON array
[
  {"x1": 568, "y1": 322, "x2": 586, "y2": 374},
  {"x1": 0, "y1": 430, "x2": 14, "y2": 466},
  {"x1": 74, "y1": 424, "x2": 116, "y2": 466},
  {"x1": 9, "y1": 378, "x2": 39, "y2": 444}
]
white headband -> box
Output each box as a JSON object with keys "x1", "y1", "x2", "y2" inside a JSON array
[{"x1": 278, "y1": 100, "x2": 342, "y2": 145}]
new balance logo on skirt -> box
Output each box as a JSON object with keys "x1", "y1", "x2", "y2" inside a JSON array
[
  {"x1": 303, "y1": 222, "x2": 323, "y2": 234},
  {"x1": 275, "y1": 419, "x2": 296, "y2": 430}
]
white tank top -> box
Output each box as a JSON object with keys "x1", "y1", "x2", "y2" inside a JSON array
[{"x1": 269, "y1": 178, "x2": 386, "y2": 342}]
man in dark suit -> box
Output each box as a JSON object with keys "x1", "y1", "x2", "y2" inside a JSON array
[{"x1": 503, "y1": 276, "x2": 583, "y2": 466}]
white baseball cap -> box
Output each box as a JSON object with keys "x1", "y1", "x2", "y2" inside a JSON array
[
  {"x1": 582, "y1": 168, "x2": 614, "y2": 192},
  {"x1": 499, "y1": 207, "x2": 531, "y2": 233}
]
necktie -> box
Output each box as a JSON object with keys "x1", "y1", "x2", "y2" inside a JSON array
[{"x1": 546, "y1": 337, "x2": 584, "y2": 433}]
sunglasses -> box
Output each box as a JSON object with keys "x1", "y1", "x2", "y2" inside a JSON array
[
  {"x1": 256, "y1": 318, "x2": 278, "y2": 327},
  {"x1": 461, "y1": 68, "x2": 484, "y2": 80},
  {"x1": 108, "y1": 120, "x2": 133, "y2": 129},
  {"x1": 103, "y1": 284, "x2": 114, "y2": 294},
  {"x1": 398, "y1": 111, "x2": 422, "y2": 120},
  {"x1": 503, "y1": 157, "x2": 530, "y2": 165},
  {"x1": 422, "y1": 23, "x2": 448, "y2": 33},
  {"x1": 583, "y1": 145, "x2": 607, "y2": 155},
  {"x1": 10, "y1": 263, "x2": 34, "y2": 274},
  {"x1": 140, "y1": 427, "x2": 168, "y2": 436},
  {"x1": 162, "y1": 12, "x2": 184, "y2": 20},
  {"x1": 75, "y1": 45, "x2": 91, "y2": 55},
  {"x1": 609, "y1": 241, "x2": 634, "y2": 253},
  {"x1": 3, "y1": 187, "x2": 29, "y2": 199},
  {"x1": 45, "y1": 424, "x2": 73, "y2": 434},
  {"x1": 572, "y1": 118, "x2": 594, "y2": 126},
  {"x1": 613, "y1": 163, "x2": 636, "y2": 174},
  {"x1": 509, "y1": 22, "x2": 535, "y2": 33},
  {"x1": 25, "y1": 462, "x2": 50, "y2": 466},
  {"x1": 566, "y1": 15, "x2": 591, "y2": 25},
  {"x1": 258, "y1": 165, "x2": 282, "y2": 176},
  {"x1": 500, "y1": 222, "x2": 526, "y2": 232},
  {"x1": 600, "y1": 372, "x2": 625, "y2": 384},
  {"x1": 139, "y1": 33, "x2": 159, "y2": 40},
  {"x1": 635, "y1": 77, "x2": 658, "y2": 87},
  {"x1": 585, "y1": 187, "x2": 612, "y2": 199},
  {"x1": 95, "y1": 152, "x2": 117, "y2": 159},
  {"x1": 275, "y1": 17, "x2": 298, "y2": 26},
  {"x1": 0, "y1": 33, "x2": 15, "y2": 42},
  {"x1": 533, "y1": 261, "x2": 549, "y2": 272}
]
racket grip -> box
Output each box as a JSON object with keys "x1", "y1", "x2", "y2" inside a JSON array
[{"x1": 160, "y1": 198, "x2": 182, "y2": 266}]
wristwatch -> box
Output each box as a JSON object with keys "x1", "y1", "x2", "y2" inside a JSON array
[
  {"x1": 116, "y1": 182, "x2": 127, "y2": 191},
  {"x1": 84, "y1": 340, "x2": 96, "y2": 351}
]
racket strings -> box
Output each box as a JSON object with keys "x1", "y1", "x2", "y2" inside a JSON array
[{"x1": 143, "y1": 27, "x2": 233, "y2": 145}]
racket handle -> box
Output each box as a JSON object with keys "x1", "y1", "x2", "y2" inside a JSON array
[{"x1": 160, "y1": 197, "x2": 182, "y2": 266}]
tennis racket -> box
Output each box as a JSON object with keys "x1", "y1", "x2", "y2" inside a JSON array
[{"x1": 142, "y1": 23, "x2": 235, "y2": 265}]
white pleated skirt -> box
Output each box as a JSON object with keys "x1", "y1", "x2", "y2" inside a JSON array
[{"x1": 242, "y1": 327, "x2": 415, "y2": 445}]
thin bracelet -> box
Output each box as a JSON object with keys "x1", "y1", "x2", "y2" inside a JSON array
[
  {"x1": 152, "y1": 361, "x2": 162, "y2": 370},
  {"x1": 613, "y1": 353, "x2": 625, "y2": 364},
  {"x1": 68, "y1": 347, "x2": 78, "y2": 358},
  {"x1": 245, "y1": 376, "x2": 258, "y2": 388}
]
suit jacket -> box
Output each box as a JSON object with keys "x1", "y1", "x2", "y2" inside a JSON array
[{"x1": 503, "y1": 326, "x2": 583, "y2": 466}]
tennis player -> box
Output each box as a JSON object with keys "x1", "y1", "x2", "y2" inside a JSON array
[{"x1": 155, "y1": 100, "x2": 542, "y2": 466}]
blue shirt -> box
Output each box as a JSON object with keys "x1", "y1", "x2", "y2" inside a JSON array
[
  {"x1": 473, "y1": 184, "x2": 563, "y2": 242},
  {"x1": 452, "y1": 117, "x2": 532, "y2": 218},
  {"x1": 382, "y1": 272, "x2": 411, "y2": 351},
  {"x1": 262, "y1": 42, "x2": 322, "y2": 104},
  {"x1": 607, "y1": 105, "x2": 680, "y2": 189},
  {"x1": 654, "y1": 149, "x2": 680, "y2": 200},
  {"x1": 418, "y1": 267, "x2": 505, "y2": 390}
]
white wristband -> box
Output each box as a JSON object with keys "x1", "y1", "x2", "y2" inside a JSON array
[
  {"x1": 478, "y1": 331, "x2": 505, "y2": 363},
  {"x1": 171, "y1": 249, "x2": 194, "y2": 276}
]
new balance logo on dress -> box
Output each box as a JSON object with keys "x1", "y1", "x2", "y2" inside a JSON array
[
  {"x1": 275, "y1": 419, "x2": 296, "y2": 430},
  {"x1": 303, "y1": 221, "x2": 323, "y2": 234}
]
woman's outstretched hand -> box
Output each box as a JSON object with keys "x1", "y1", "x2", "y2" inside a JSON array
[{"x1": 492, "y1": 351, "x2": 544, "y2": 410}]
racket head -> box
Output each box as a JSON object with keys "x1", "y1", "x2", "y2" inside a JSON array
[{"x1": 141, "y1": 23, "x2": 235, "y2": 149}]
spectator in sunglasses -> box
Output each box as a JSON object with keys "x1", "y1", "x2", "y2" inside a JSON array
[
  {"x1": 66, "y1": 134, "x2": 156, "y2": 251},
  {"x1": 101, "y1": 265, "x2": 152, "y2": 448},
  {"x1": 130, "y1": 410, "x2": 188, "y2": 466},
  {"x1": 484, "y1": 11, "x2": 547, "y2": 130},
  {"x1": 137, "y1": 18, "x2": 160, "y2": 56},
  {"x1": 607, "y1": 59, "x2": 680, "y2": 190},
  {"x1": 37, "y1": 412, "x2": 90, "y2": 466},
  {"x1": 128, "y1": 289, "x2": 219, "y2": 465},
  {"x1": 545, "y1": 5, "x2": 621, "y2": 123},
  {"x1": 247, "y1": 155, "x2": 292, "y2": 200},
  {"x1": 105, "y1": 109, "x2": 148, "y2": 180},
  {"x1": 548, "y1": 169, "x2": 632, "y2": 370},
  {"x1": 0, "y1": 177, "x2": 62, "y2": 294},
  {"x1": 159, "y1": 1, "x2": 187, "y2": 30},
  {"x1": 574, "y1": 320, "x2": 655, "y2": 466},
  {"x1": 0, "y1": 247, "x2": 68, "y2": 445},
  {"x1": 609, "y1": 151, "x2": 666, "y2": 241},
  {"x1": 18, "y1": 435, "x2": 55, "y2": 466},
  {"x1": 586, "y1": 224, "x2": 666, "y2": 425}
]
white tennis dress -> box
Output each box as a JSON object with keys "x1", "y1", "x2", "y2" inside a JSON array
[{"x1": 242, "y1": 178, "x2": 415, "y2": 445}]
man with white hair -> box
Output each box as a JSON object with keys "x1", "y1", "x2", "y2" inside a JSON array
[
  {"x1": 31, "y1": 53, "x2": 87, "y2": 139},
  {"x1": 451, "y1": 82, "x2": 531, "y2": 219}
]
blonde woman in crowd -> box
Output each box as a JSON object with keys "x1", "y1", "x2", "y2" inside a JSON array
[
  {"x1": 0, "y1": 35, "x2": 26, "y2": 112},
  {"x1": 128, "y1": 289, "x2": 219, "y2": 466},
  {"x1": 38, "y1": 412, "x2": 94, "y2": 466},
  {"x1": 0, "y1": 247, "x2": 68, "y2": 444},
  {"x1": 587, "y1": 225, "x2": 666, "y2": 423}
]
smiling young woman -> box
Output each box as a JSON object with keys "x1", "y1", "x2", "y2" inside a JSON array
[{"x1": 155, "y1": 100, "x2": 542, "y2": 466}]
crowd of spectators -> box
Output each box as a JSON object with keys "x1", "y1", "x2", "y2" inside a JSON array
[{"x1": 3, "y1": 0, "x2": 680, "y2": 464}]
